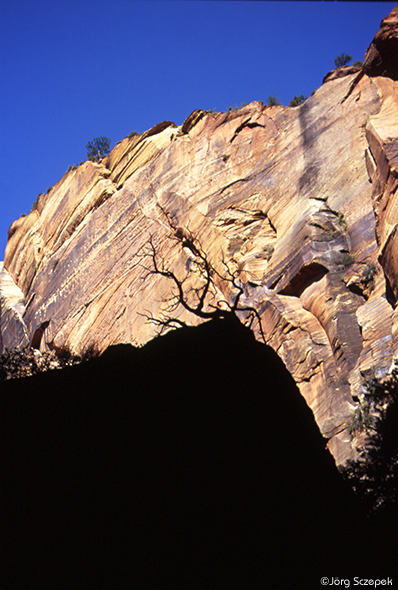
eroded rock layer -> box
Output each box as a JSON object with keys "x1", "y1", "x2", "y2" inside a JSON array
[
  {"x1": 2, "y1": 9, "x2": 398, "y2": 465},
  {"x1": 0, "y1": 262, "x2": 28, "y2": 354}
]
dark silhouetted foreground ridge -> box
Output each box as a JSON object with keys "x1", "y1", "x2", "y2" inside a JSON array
[{"x1": 2, "y1": 317, "x2": 397, "y2": 587}]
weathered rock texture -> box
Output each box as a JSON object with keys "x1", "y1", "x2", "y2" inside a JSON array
[
  {"x1": 322, "y1": 64, "x2": 362, "y2": 85},
  {"x1": 2, "y1": 8, "x2": 398, "y2": 465},
  {"x1": 364, "y1": 6, "x2": 398, "y2": 80},
  {"x1": 0, "y1": 262, "x2": 28, "y2": 353}
]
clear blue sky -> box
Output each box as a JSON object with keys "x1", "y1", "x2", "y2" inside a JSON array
[{"x1": 0, "y1": 0, "x2": 396, "y2": 258}]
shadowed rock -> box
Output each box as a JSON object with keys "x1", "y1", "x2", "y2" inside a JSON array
[
  {"x1": 364, "y1": 6, "x2": 398, "y2": 81},
  {"x1": 2, "y1": 318, "x2": 396, "y2": 587}
]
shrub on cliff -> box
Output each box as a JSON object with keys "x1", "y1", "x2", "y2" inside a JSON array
[
  {"x1": 267, "y1": 95, "x2": 281, "y2": 106},
  {"x1": 289, "y1": 95, "x2": 307, "y2": 107},
  {"x1": 86, "y1": 137, "x2": 111, "y2": 162},
  {"x1": 0, "y1": 347, "x2": 71, "y2": 380},
  {"x1": 230, "y1": 102, "x2": 248, "y2": 112},
  {"x1": 334, "y1": 53, "x2": 352, "y2": 67},
  {"x1": 0, "y1": 346, "x2": 98, "y2": 380}
]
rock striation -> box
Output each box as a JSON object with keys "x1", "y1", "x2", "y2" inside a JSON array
[
  {"x1": 0, "y1": 262, "x2": 28, "y2": 354},
  {"x1": 2, "y1": 8, "x2": 398, "y2": 465}
]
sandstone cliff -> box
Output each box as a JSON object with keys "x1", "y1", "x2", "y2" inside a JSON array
[{"x1": 2, "y1": 8, "x2": 398, "y2": 465}]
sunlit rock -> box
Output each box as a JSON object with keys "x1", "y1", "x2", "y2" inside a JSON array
[{"x1": 2, "y1": 7, "x2": 398, "y2": 466}]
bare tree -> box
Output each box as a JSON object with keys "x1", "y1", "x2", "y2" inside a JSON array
[{"x1": 139, "y1": 228, "x2": 265, "y2": 342}]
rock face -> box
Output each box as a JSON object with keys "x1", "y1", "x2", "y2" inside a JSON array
[
  {"x1": 2, "y1": 8, "x2": 398, "y2": 465},
  {"x1": 364, "y1": 6, "x2": 398, "y2": 80},
  {"x1": 322, "y1": 64, "x2": 362, "y2": 85},
  {"x1": 0, "y1": 262, "x2": 28, "y2": 354}
]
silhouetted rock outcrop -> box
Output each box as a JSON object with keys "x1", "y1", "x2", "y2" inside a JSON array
[{"x1": 2, "y1": 318, "x2": 397, "y2": 587}]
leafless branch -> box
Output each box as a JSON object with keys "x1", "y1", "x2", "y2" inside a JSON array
[
  {"x1": 140, "y1": 231, "x2": 265, "y2": 342},
  {"x1": 138, "y1": 310, "x2": 188, "y2": 336}
]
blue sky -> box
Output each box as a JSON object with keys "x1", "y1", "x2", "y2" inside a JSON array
[{"x1": 0, "y1": 0, "x2": 396, "y2": 258}]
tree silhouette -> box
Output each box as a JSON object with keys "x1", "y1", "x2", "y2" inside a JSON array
[{"x1": 140, "y1": 229, "x2": 265, "y2": 341}]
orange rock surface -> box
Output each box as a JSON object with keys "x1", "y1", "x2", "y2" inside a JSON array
[{"x1": 2, "y1": 8, "x2": 398, "y2": 465}]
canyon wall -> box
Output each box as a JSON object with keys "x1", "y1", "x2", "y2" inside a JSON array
[{"x1": 2, "y1": 8, "x2": 398, "y2": 464}]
